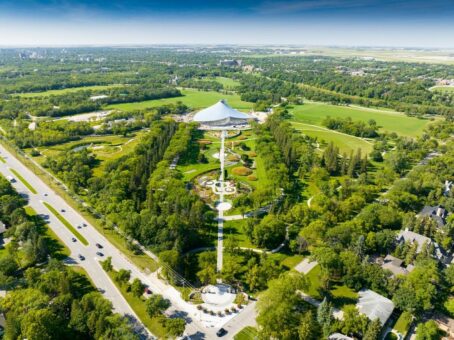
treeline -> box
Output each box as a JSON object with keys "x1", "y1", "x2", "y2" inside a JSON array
[
  {"x1": 8, "y1": 119, "x2": 93, "y2": 148},
  {"x1": 238, "y1": 75, "x2": 301, "y2": 103},
  {"x1": 1, "y1": 86, "x2": 181, "y2": 119},
  {"x1": 179, "y1": 79, "x2": 223, "y2": 92},
  {"x1": 321, "y1": 142, "x2": 368, "y2": 177},
  {"x1": 322, "y1": 116, "x2": 379, "y2": 138},
  {"x1": 250, "y1": 55, "x2": 454, "y2": 117},
  {"x1": 87, "y1": 121, "x2": 211, "y2": 253},
  {"x1": 0, "y1": 176, "x2": 138, "y2": 339},
  {"x1": 43, "y1": 148, "x2": 96, "y2": 192}
]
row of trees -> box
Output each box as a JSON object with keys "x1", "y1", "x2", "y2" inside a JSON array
[{"x1": 322, "y1": 116, "x2": 379, "y2": 138}]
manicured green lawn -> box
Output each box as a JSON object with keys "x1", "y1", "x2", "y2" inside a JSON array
[
  {"x1": 280, "y1": 254, "x2": 305, "y2": 270},
  {"x1": 394, "y1": 311, "x2": 413, "y2": 335},
  {"x1": 430, "y1": 86, "x2": 454, "y2": 93},
  {"x1": 106, "y1": 269, "x2": 168, "y2": 338},
  {"x1": 292, "y1": 122, "x2": 373, "y2": 154},
  {"x1": 305, "y1": 264, "x2": 323, "y2": 298},
  {"x1": 234, "y1": 326, "x2": 258, "y2": 340},
  {"x1": 16, "y1": 84, "x2": 123, "y2": 97},
  {"x1": 107, "y1": 88, "x2": 253, "y2": 111},
  {"x1": 43, "y1": 202, "x2": 89, "y2": 245},
  {"x1": 27, "y1": 132, "x2": 146, "y2": 177},
  {"x1": 24, "y1": 206, "x2": 71, "y2": 258},
  {"x1": 289, "y1": 102, "x2": 431, "y2": 137},
  {"x1": 304, "y1": 265, "x2": 358, "y2": 308},
  {"x1": 9, "y1": 168, "x2": 38, "y2": 194},
  {"x1": 223, "y1": 219, "x2": 255, "y2": 248},
  {"x1": 212, "y1": 77, "x2": 241, "y2": 89}
]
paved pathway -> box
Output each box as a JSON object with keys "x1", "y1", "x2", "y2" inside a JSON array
[
  {"x1": 217, "y1": 130, "x2": 226, "y2": 272},
  {"x1": 294, "y1": 258, "x2": 318, "y2": 274}
]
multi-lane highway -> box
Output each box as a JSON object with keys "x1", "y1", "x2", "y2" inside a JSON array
[{"x1": 0, "y1": 143, "x2": 256, "y2": 339}]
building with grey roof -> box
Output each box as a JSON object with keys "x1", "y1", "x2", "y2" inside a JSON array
[
  {"x1": 356, "y1": 289, "x2": 394, "y2": 326},
  {"x1": 419, "y1": 205, "x2": 448, "y2": 228},
  {"x1": 381, "y1": 254, "x2": 413, "y2": 276},
  {"x1": 396, "y1": 229, "x2": 432, "y2": 253},
  {"x1": 328, "y1": 334, "x2": 354, "y2": 340}
]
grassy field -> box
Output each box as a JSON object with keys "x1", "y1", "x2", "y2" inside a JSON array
[
  {"x1": 304, "y1": 265, "x2": 358, "y2": 308},
  {"x1": 0, "y1": 156, "x2": 5, "y2": 163},
  {"x1": 223, "y1": 219, "x2": 255, "y2": 248},
  {"x1": 107, "y1": 88, "x2": 253, "y2": 111},
  {"x1": 393, "y1": 311, "x2": 413, "y2": 335},
  {"x1": 212, "y1": 77, "x2": 241, "y2": 89},
  {"x1": 16, "y1": 84, "x2": 123, "y2": 97},
  {"x1": 43, "y1": 202, "x2": 89, "y2": 245},
  {"x1": 27, "y1": 132, "x2": 145, "y2": 177},
  {"x1": 289, "y1": 102, "x2": 431, "y2": 137},
  {"x1": 430, "y1": 86, "x2": 454, "y2": 93},
  {"x1": 106, "y1": 269, "x2": 168, "y2": 338},
  {"x1": 24, "y1": 206, "x2": 71, "y2": 259},
  {"x1": 234, "y1": 326, "x2": 258, "y2": 340},
  {"x1": 292, "y1": 122, "x2": 373, "y2": 154},
  {"x1": 9, "y1": 168, "x2": 38, "y2": 194}
]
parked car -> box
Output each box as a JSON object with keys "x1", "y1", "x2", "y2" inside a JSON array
[
  {"x1": 96, "y1": 252, "x2": 104, "y2": 257},
  {"x1": 144, "y1": 288, "x2": 152, "y2": 295},
  {"x1": 71, "y1": 237, "x2": 77, "y2": 242},
  {"x1": 77, "y1": 225, "x2": 82, "y2": 229},
  {"x1": 82, "y1": 223, "x2": 87, "y2": 227},
  {"x1": 78, "y1": 254, "x2": 85, "y2": 261},
  {"x1": 60, "y1": 209, "x2": 65, "y2": 213},
  {"x1": 95, "y1": 243, "x2": 103, "y2": 249},
  {"x1": 216, "y1": 328, "x2": 227, "y2": 337}
]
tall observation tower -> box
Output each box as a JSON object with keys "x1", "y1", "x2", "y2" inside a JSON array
[{"x1": 193, "y1": 100, "x2": 250, "y2": 273}]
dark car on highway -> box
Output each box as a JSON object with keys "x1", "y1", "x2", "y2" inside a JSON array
[
  {"x1": 71, "y1": 237, "x2": 77, "y2": 242},
  {"x1": 96, "y1": 252, "x2": 104, "y2": 257},
  {"x1": 96, "y1": 243, "x2": 103, "y2": 249},
  {"x1": 78, "y1": 254, "x2": 85, "y2": 261}
]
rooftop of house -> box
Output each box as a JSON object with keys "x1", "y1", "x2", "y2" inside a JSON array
[
  {"x1": 419, "y1": 205, "x2": 448, "y2": 227},
  {"x1": 381, "y1": 255, "x2": 411, "y2": 276},
  {"x1": 357, "y1": 289, "x2": 394, "y2": 325},
  {"x1": 396, "y1": 229, "x2": 432, "y2": 253},
  {"x1": 328, "y1": 334, "x2": 354, "y2": 340}
]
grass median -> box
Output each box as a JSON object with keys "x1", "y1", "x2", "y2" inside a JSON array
[
  {"x1": 24, "y1": 206, "x2": 71, "y2": 258},
  {"x1": 10, "y1": 168, "x2": 38, "y2": 194},
  {"x1": 105, "y1": 268, "x2": 167, "y2": 338},
  {"x1": 43, "y1": 202, "x2": 89, "y2": 246}
]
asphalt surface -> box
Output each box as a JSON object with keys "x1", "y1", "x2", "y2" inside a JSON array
[{"x1": 0, "y1": 143, "x2": 257, "y2": 339}]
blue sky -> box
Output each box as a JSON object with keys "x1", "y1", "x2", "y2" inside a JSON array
[{"x1": 0, "y1": 0, "x2": 453, "y2": 47}]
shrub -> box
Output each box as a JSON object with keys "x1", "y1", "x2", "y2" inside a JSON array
[
  {"x1": 248, "y1": 151, "x2": 257, "y2": 157},
  {"x1": 232, "y1": 166, "x2": 252, "y2": 176},
  {"x1": 227, "y1": 154, "x2": 240, "y2": 162},
  {"x1": 197, "y1": 139, "x2": 212, "y2": 145},
  {"x1": 197, "y1": 305, "x2": 203, "y2": 310},
  {"x1": 217, "y1": 311, "x2": 223, "y2": 317},
  {"x1": 247, "y1": 175, "x2": 257, "y2": 181}
]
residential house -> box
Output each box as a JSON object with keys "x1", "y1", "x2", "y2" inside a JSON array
[
  {"x1": 356, "y1": 289, "x2": 394, "y2": 326},
  {"x1": 328, "y1": 334, "x2": 354, "y2": 340},
  {"x1": 381, "y1": 255, "x2": 414, "y2": 276},
  {"x1": 419, "y1": 205, "x2": 448, "y2": 228}
]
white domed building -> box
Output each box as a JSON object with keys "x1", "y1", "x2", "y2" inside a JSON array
[{"x1": 192, "y1": 100, "x2": 251, "y2": 129}]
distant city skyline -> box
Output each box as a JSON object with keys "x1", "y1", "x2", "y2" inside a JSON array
[{"x1": 1, "y1": 0, "x2": 453, "y2": 48}]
